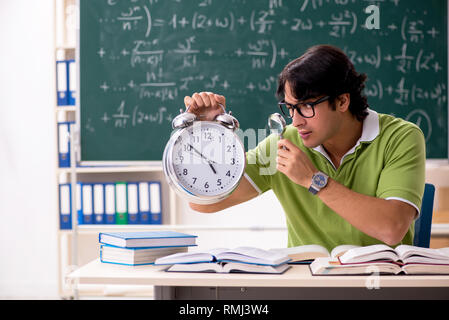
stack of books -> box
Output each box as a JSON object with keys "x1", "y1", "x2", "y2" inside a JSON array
[
  {"x1": 99, "y1": 231, "x2": 197, "y2": 266},
  {"x1": 154, "y1": 246, "x2": 291, "y2": 274}
]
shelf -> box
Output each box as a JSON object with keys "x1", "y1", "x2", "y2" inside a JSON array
[
  {"x1": 58, "y1": 165, "x2": 163, "y2": 174},
  {"x1": 56, "y1": 45, "x2": 75, "y2": 50},
  {"x1": 431, "y1": 223, "x2": 449, "y2": 236},
  {"x1": 60, "y1": 224, "x2": 287, "y2": 234},
  {"x1": 56, "y1": 106, "x2": 76, "y2": 112}
]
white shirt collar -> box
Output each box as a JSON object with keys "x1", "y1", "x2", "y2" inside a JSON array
[{"x1": 313, "y1": 109, "x2": 379, "y2": 169}]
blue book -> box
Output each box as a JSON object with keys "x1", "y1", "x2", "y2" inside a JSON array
[{"x1": 98, "y1": 231, "x2": 197, "y2": 248}]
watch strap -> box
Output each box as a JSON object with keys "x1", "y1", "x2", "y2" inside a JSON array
[{"x1": 308, "y1": 185, "x2": 319, "y2": 195}]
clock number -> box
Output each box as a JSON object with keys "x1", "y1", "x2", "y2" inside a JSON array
[
  {"x1": 217, "y1": 179, "x2": 222, "y2": 186},
  {"x1": 230, "y1": 158, "x2": 235, "y2": 165},
  {"x1": 204, "y1": 181, "x2": 209, "y2": 189},
  {"x1": 192, "y1": 177, "x2": 197, "y2": 184},
  {"x1": 183, "y1": 169, "x2": 188, "y2": 175},
  {"x1": 183, "y1": 144, "x2": 192, "y2": 152},
  {"x1": 226, "y1": 145, "x2": 232, "y2": 152},
  {"x1": 226, "y1": 170, "x2": 231, "y2": 177},
  {"x1": 203, "y1": 132, "x2": 212, "y2": 141}
]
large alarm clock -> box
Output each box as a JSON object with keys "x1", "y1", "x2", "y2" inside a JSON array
[{"x1": 162, "y1": 105, "x2": 246, "y2": 204}]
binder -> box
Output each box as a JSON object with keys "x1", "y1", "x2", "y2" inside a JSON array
[
  {"x1": 67, "y1": 59, "x2": 76, "y2": 105},
  {"x1": 115, "y1": 181, "x2": 128, "y2": 224},
  {"x1": 104, "y1": 183, "x2": 116, "y2": 224},
  {"x1": 76, "y1": 182, "x2": 83, "y2": 225},
  {"x1": 150, "y1": 182, "x2": 162, "y2": 224},
  {"x1": 59, "y1": 183, "x2": 72, "y2": 229},
  {"x1": 93, "y1": 183, "x2": 105, "y2": 224},
  {"x1": 81, "y1": 183, "x2": 93, "y2": 224},
  {"x1": 57, "y1": 122, "x2": 73, "y2": 168},
  {"x1": 127, "y1": 182, "x2": 139, "y2": 224},
  {"x1": 56, "y1": 60, "x2": 68, "y2": 105},
  {"x1": 138, "y1": 182, "x2": 151, "y2": 224}
]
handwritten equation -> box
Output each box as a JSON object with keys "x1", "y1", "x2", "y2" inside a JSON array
[{"x1": 81, "y1": 0, "x2": 447, "y2": 157}]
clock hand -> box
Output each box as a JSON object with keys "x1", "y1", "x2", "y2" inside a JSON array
[{"x1": 188, "y1": 144, "x2": 217, "y2": 174}]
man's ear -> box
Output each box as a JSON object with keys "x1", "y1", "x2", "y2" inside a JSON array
[{"x1": 336, "y1": 93, "x2": 350, "y2": 112}]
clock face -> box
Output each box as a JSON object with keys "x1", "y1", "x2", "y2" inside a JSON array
[{"x1": 167, "y1": 122, "x2": 245, "y2": 198}]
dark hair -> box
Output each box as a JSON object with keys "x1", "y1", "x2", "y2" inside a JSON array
[{"x1": 276, "y1": 44, "x2": 369, "y2": 121}]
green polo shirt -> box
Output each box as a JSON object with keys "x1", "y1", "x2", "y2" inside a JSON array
[{"x1": 244, "y1": 110, "x2": 425, "y2": 251}]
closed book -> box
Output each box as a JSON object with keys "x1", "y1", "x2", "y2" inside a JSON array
[
  {"x1": 100, "y1": 244, "x2": 189, "y2": 266},
  {"x1": 99, "y1": 231, "x2": 197, "y2": 248}
]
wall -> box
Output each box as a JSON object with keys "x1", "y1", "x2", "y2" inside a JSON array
[{"x1": 0, "y1": 0, "x2": 58, "y2": 298}]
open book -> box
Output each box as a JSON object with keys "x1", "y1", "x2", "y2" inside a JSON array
[
  {"x1": 310, "y1": 244, "x2": 449, "y2": 275},
  {"x1": 155, "y1": 247, "x2": 291, "y2": 274},
  {"x1": 270, "y1": 244, "x2": 359, "y2": 264},
  {"x1": 165, "y1": 261, "x2": 290, "y2": 274}
]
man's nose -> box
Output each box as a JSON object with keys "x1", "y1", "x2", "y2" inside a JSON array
[{"x1": 292, "y1": 111, "x2": 306, "y2": 127}]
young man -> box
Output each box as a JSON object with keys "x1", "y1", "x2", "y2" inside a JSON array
[{"x1": 183, "y1": 45, "x2": 425, "y2": 251}]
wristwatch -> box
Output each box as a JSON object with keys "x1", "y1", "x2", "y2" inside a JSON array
[{"x1": 308, "y1": 171, "x2": 329, "y2": 195}]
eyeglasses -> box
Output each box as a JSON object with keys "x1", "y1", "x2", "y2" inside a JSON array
[{"x1": 278, "y1": 95, "x2": 330, "y2": 119}]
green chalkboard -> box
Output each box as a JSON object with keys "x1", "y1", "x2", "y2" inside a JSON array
[{"x1": 79, "y1": 0, "x2": 447, "y2": 161}]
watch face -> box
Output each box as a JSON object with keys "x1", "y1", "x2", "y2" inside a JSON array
[
  {"x1": 166, "y1": 122, "x2": 245, "y2": 199},
  {"x1": 313, "y1": 173, "x2": 327, "y2": 188}
]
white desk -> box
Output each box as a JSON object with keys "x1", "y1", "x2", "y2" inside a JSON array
[{"x1": 68, "y1": 259, "x2": 449, "y2": 299}]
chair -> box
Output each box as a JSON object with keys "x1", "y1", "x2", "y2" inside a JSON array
[{"x1": 413, "y1": 183, "x2": 435, "y2": 248}]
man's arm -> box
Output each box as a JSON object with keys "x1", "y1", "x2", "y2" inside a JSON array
[
  {"x1": 317, "y1": 179, "x2": 416, "y2": 246},
  {"x1": 189, "y1": 176, "x2": 259, "y2": 213},
  {"x1": 276, "y1": 138, "x2": 417, "y2": 246}
]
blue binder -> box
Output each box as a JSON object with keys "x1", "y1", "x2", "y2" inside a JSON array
[
  {"x1": 104, "y1": 183, "x2": 116, "y2": 224},
  {"x1": 138, "y1": 182, "x2": 151, "y2": 224},
  {"x1": 59, "y1": 183, "x2": 72, "y2": 229},
  {"x1": 76, "y1": 182, "x2": 83, "y2": 225},
  {"x1": 67, "y1": 59, "x2": 76, "y2": 105},
  {"x1": 56, "y1": 60, "x2": 68, "y2": 106},
  {"x1": 93, "y1": 183, "x2": 105, "y2": 224},
  {"x1": 57, "y1": 121, "x2": 74, "y2": 168},
  {"x1": 149, "y1": 181, "x2": 162, "y2": 224},
  {"x1": 81, "y1": 183, "x2": 94, "y2": 224},
  {"x1": 127, "y1": 182, "x2": 140, "y2": 224}
]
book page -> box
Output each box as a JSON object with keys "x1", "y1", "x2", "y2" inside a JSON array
[
  {"x1": 216, "y1": 247, "x2": 290, "y2": 265},
  {"x1": 330, "y1": 245, "x2": 360, "y2": 258},
  {"x1": 338, "y1": 244, "x2": 398, "y2": 264},
  {"x1": 155, "y1": 248, "x2": 228, "y2": 265},
  {"x1": 395, "y1": 245, "x2": 449, "y2": 263}
]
